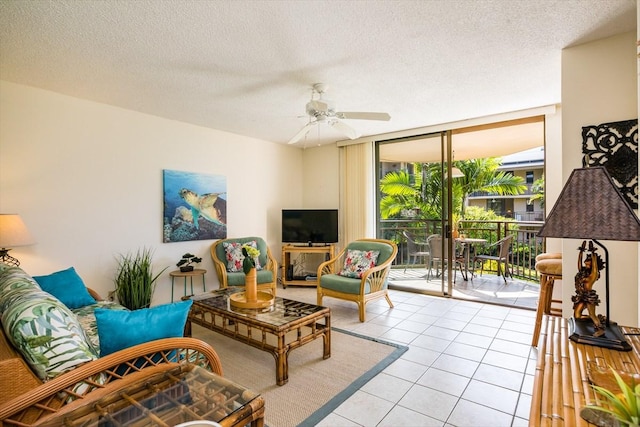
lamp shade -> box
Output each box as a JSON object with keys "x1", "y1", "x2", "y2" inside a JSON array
[
  {"x1": 0, "y1": 214, "x2": 36, "y2": 248},
  {"x1": 450, "y1": 167, "x2": 465, "y2": 178},
  {"x1": 538, "y1": 167, "x2": 640, "y2": 241}
]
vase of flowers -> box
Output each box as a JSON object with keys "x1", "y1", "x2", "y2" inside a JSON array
[{"x1": 242, "y1": 244, "x2": 260, "y2": 303}]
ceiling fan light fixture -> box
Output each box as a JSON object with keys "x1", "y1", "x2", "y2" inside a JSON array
[{"x1": 287, "y1": 83, "x2": 391, "y2": 145}]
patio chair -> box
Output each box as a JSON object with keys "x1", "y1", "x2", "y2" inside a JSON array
[
  {"x1": 316, "y1": 238, "x2": 398, "y2": 322},
  {"x1": 402, "y1": 230, "x2": 431, "y2": 274},
  {"x1": 427, "y1": 234, "x2": 465, "y2": 280},
  {"x1": 473, "y1": 235, "x2": 513, "y2": 284}
]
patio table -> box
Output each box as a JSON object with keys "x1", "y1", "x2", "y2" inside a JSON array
[{"x1": 455, "y1": 237, "x2": 487, "y2": 280}]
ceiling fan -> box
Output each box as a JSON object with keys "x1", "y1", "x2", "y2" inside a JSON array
[{"x1": 288, "y1": 83, "x2": 391, "y2": 144}]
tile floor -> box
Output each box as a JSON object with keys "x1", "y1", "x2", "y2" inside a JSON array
[{"x1": 278, "y1": 285, "x2": 538, "y2": 427}]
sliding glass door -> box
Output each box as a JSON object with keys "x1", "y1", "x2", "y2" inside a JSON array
[{"x1": 376, "y1": 131, "x2": 455, "y2": 296}]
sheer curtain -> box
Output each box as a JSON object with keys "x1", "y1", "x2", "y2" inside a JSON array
[{"x1": 339, "y1": 141, "x2": 376, "y2": 245}]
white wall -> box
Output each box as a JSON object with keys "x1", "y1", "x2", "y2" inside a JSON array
[
  {"x1": 561, "y1": 31, "x2": 639, "y2": 326},
  {"x1": 0, "y1": 81, "x2": 304, "y2": 305},
  {"x1": 301, "y1": 144, "x2": 340, "y2": 209}
]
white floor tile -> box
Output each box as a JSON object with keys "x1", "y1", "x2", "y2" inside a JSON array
[
  {"x1": 398, "y1": 384, "x2": 459, "y2": 421},
  {"x1": 448, "y1": 398, "x2": 514, "y2": 426},
  {"x1": 378, "y1": 405, "x2": 445, "y2": 427},
  {"x1": 334, "y1": 390, "x2": 395, "y2": 426},
  {"x1": 417, "y1": 367, "x2": 471, "y2": 396},
  {"x1": 276, "y1": 283, "x2": 540, "y2": 426}
]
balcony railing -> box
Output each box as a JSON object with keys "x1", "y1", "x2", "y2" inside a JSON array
[{"x1": 380, "y1": 218, "x2": 546, "y2": 282}]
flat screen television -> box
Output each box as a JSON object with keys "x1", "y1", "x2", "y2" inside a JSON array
[{"x1": 282, "y1": 209, "x2": 339, "y2": 245}]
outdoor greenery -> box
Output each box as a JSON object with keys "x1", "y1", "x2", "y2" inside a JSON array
[
  {"x1": 380, "y1": 157, "x2": 543, "y2": 279},
  {"x1": 115, "y1": 248, "x2": 167, "y2": 310},
  {"x1": 529, "y1": 174, "x2": 545, "y2": 208},
  {"x1": 380, "y1": 158, "x2": 526, "y2": 221}
]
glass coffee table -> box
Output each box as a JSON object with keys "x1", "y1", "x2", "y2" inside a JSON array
[
  {"x1": 38, "y1": 364, "x2": 265, "y2": 427},
  {"x1": 185, "y1": 288, "x2": 331, "y2": 386}
]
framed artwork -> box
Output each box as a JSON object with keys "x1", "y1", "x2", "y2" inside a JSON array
[
  {"x1": 582, "y1": 118, "x2": 638, "y2": 209},
  {"x1": 163, "y1": 169, "x2": 227, "y2": 242}
]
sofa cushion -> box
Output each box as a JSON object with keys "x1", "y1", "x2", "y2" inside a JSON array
[
  {"x1": 222, "y1": 240, "x2": 262, "y2": 272},
  {"x1": 320, "y1": 274, "x2": 372, "y2": 295},
  {"x1": 33, "y1": 267, "x2": 96, "y2": 309},
  {"x1": 95, "y1": 300, "x2": 193, "y2": 356},
  {"x1": 73, "y1": 301, "x2": 129, "y2": 351},
  {"x1": 339, "y1": 249, "x2": 380, "y2": 278},
  {"x1": 1, "y1": 287, "x2": 98, "y2": 381}
]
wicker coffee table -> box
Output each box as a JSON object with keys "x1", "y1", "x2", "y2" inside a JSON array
[{"x1": 185, "y1": 288, "x2": 331, "y2": 386}]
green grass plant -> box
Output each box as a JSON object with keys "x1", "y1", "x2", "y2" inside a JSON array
[{"x1": 115, "y1": 247, "x2": 167, "y2": 310}]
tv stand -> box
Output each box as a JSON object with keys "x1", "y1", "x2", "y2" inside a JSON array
[{"x1": 281, "y1": 244, "x2": 335, "y2": 288}]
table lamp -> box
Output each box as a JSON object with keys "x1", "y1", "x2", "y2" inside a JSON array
[
  {"x1": 538, "y1": 166, "x2": 640, "y2": 351},
  {"x1": 0, "y1": 214, "x2": 36, "y2": 267}
]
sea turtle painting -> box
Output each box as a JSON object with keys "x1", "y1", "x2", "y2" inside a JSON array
[{"x1": 179, "y1": 188, "x2": 227, "y2": 229}]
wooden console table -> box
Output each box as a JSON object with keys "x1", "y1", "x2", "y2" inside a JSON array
[
  {"x1": 281, "y1": 244, "x2": 335, "y2": 287},
  {"x1": 530, "y1": 315, "x2": 640, "y2": 426}
]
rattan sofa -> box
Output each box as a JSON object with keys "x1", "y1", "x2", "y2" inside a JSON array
[{"x1": 0, "y1": 266, "x2": 223, "y2": 426}]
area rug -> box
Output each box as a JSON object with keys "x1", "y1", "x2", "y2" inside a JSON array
[{"x1": 191, "y1": 324, "x2": 407, "y2": 427}]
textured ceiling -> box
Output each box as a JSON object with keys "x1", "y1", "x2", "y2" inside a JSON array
[{"x1": 0, "y1": 0, "x2": 636, "y2": 147}]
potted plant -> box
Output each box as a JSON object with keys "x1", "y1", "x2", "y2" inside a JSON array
[
  {"x1": 582, "y1": 366, "x2": 640, "y2": 427},
  {"x1": 176, "y1": 253, "x2": 202, "y2": 272},
  {"x1": 114, "y1": 247, "x2": 167, "y2": 310}
]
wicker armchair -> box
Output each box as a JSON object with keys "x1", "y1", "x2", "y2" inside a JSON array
[
  {"x1": 211, "y1": 237, "x2": 277, "y2": 295},
  {"x1": 317, "y1": 238, "x2": 398, "y2": 322}
]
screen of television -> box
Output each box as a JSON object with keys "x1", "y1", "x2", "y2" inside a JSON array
[{"x1": 282, "y1": 209, "x2": 338, "y2": 244}]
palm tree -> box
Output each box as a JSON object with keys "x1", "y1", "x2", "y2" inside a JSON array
[
  {"x1": 380, "y1": 158, "x2": 526, "y2": 219},
  {"x1": 529, "y1": 175, "x2": 545, "y2": 208},
  {"x1": 455, "y1": 158, "x2": 528, "y2": 216}
]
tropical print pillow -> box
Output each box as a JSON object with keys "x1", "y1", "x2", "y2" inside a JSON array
[
  {"x1": 73, "y1": 301, "x2": 129, "y2": 351},
  {"x1": 0, "y1": 266, "x2": 42, "y2": 313},
  {"x1": 2, "y1": 288, "x2": 98, "y2": 381},
  {"x1": 339, "y1": 249, "x2": 380, "y2": 278},
  {"x1": 223, "y1": 241, "x2": 262, "y2": 272}
]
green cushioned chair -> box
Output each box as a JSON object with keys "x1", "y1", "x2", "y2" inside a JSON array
[
  {"x1": 211, "y1": 237, "x2": 277, "y2": 295},
  {"x1": 317, "y1": 238, "x2": 398, "y2": 322}
]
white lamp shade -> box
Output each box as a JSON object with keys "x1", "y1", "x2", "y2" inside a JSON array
[{"x1": 0, "y1": 214, "x2": 36, "y2": 248}]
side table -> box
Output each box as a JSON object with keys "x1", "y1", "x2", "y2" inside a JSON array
[
  {"x1": 170, "y1": 269, "x2": 206, "y2": 302},
  {"x1": 530, "y1": 314, "x2": 640, "y2": 426}
]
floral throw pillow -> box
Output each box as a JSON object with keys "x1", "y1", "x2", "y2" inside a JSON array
[
  {"x1": 223, "y1": 241, "x2": 262, "y2": 272},
  {"x1": 339, "y1": 249, "x2": 380, "y2": 278}
]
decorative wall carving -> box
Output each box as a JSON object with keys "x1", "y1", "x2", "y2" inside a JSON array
[{"x1": 582, "y1": 118, "x2": 638, "y2": 209}]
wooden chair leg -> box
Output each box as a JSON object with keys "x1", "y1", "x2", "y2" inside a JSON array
[
  {"x1": 532, "y1": 275, "x2": 549, "y2": 346},
  {"x1": 385, "y1": 293, "x2": 394, "y2": 308},
  {"x1": 358, "y1": 302, "x2": 366, "y2": 322}
]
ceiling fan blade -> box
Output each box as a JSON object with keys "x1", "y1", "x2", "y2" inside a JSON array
[
  {"x1": 331, "y1": 119, "x2": 360, "y2": 139},
  {"x1": 336, "y1": 111, "x2": 391, "y2": 121},
  {"x1": 288, "y1": 122, "x2": 316, "y2": 144}
]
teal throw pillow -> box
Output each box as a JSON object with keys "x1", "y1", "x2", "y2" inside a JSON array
[
  {"x1": 33, "y1": 267, "x2": 96, "y2": 309},
  {"x1": 95, "y1": 300, "x2": 193, "y2": 356}
]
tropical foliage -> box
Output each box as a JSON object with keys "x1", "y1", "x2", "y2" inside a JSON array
[
  {"x1": 584, "y1": 366, "x2": 640, "y2": 427},
  {"x1": 529, "y1": 175, "x2": 545, "y2": 208},
  {"x1": 380, "y1": 158, "x2": 527, "y2": 220}
]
